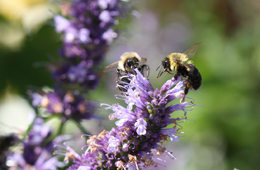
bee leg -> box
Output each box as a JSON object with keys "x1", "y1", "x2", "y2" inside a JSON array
[
  {"x1": 180, "y1": 80, "x2": 191, "y2": 102},
  {"x1": 184, "y1": 87, "x2": 189, "y2": 95},
  {"x1": 145, "y1": 65, "x2": 150, "y2": 78},
  {"x1": 116, "y1": 82, "x2": 127, "y2": 94},
  {"x1": 141, "y1": 64, "x2": 150, "y2": 78},
  {"x1": 116, "y1": 69, "x2": 130, "y2": 95},
  {"x1": 167, "y1": 71, "x2": 173, "y2": 75},
  {"x1": 184, "y1": 80, "x2": 191, "y2": 95}
]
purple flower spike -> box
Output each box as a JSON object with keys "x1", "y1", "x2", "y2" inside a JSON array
[
  {"x1": 52, "y1": 0, "x2": 127, "y2": 88},
  {"x1": 41, "y1": 0, "x2": 128, "y2": 123},
  {"x1": 65, "y1": 69, "x2": 199, "y2": 169}
]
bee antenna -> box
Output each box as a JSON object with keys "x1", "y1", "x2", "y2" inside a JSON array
[
  {"x1": 144, "y1": 65, "x2": 150, "y2": 78},
  {"x1": 157, "y1": 68, "x2": 166, "y2": 78},
  {"x1": 156, "y1": 64, "x2": 163, "y2": 78},
  {"x1": 156, "y1": 64, "x2": 162, "y2": 71}
]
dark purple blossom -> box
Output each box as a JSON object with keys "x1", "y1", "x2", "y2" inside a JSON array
[
  {"x1": 7, "y1": 118, "x2": 64, "y2": 170},
  {"x1": 64, "y1": 70, "x2": 198, "y2": 169}
]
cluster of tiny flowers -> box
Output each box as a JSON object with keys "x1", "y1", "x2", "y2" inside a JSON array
[
  {"x1": 63, "y1": 69, "x2": 197, "y2": 169},
  {"x1": 53, "y1": 0, "x2": 126, "y2": 88},
  {"x1": 31, "y1": 90, "x2": 97, "y2": 121},
  {"x1": 7, "y1": 118, "x2": 63, "y2": 170}
]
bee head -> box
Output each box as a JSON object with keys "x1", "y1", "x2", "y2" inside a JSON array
[
  {"x1": 162, "y1": 58, "x2": 171, "y2": 69},
  {"x1": 124, "y1": 57, "x2": 139, "y2": 73},
  {"x1": 156, "y1": 58, "x2": 171, "y2": 78}
]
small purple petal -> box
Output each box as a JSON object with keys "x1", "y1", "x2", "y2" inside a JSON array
[
  {"x1": 102, "y1": 29, "x2": 117, "y2": 44},
  {"x1": 78, "y1": 166, "x2": 91, "y2": 170},
  {"x1": 134, "y1": 118, "x2": 147, "y2": 135},
  {"x1": 99, "y1": 10, "x2": 112, "y2": 23},
  {"x1": 64, "y1": 27, "x2": 78, "y2": 42},
  {"x1": 78, "y1": 28, "x2": 90, "y2": 43},
  {"x1": 161, "y1": 128, "x2": 180, "y2": 142},
  {"x1": 107, "y1": 136, "x2": 120, "y2": 152},
  {"x1": 54, "y1": 15, "x2": 70, "y2": 33},
  {"x1": 98, "y1": 0, "x2": 108, "y2": 9},
  {"x1": 31, "y1": 93, "x2": 43, "y2": 107}
]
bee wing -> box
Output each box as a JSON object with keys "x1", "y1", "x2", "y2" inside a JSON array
[
  {"x1": 140, "y1": 57, "x2": 147, "y2": 65},
  {"x1": 103, "y1": 61, "x2": 119, "y2": 72},
  {"x1": 183, "y1": 43, "x2": 201, "y2": 58}
]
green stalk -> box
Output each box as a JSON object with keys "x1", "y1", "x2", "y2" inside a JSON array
[
  {"x1": 22, "y1": 116, "x2": 37, "y2": 140},
  {"x1": 71, "y1": 119, "x2": 91, "y2": 136},
  {"x1": 44, "y1": 117, "x2": 65, "y2": 145}
]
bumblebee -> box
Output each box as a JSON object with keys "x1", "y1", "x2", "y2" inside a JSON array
[
  {"x1": 157, "y1": 43, "x2": 202, "y2": 96},
  {"x1": 103, "y1": 52, "x2": 149, "y2": 94}
]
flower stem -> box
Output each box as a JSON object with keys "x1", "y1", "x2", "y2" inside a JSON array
[
  {"x1": 71, "y1": 119, "x2": 91, "y2": 135},
  {"x1": 44, "y1": 117, "x2": 65, "y2": 145},
  {"x1": 56, "y1": 119, "x2": 64, "y2": 135},
  {"x1": 22, "y1": 116, "x2": 37, "y2": 140}
]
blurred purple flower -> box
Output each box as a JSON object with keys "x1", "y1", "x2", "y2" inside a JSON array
[
  {"x1": 64, "y1": 70, "x2": 198, "y2": 169},
  {"x1": 30, "y1": 90, "x2": 97, "y2": 121},
  {"x1": 7, "y1": 118, "x2": 64, "y2": 170},
  {"x1": 53, "y1": 0, "x2": 126, "y2": 88}
]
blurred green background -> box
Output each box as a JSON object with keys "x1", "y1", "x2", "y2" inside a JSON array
[{"x1": 0, "y1": 0, "x2": 260, "y2": 169}]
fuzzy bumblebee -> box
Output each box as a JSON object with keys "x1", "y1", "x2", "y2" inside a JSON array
[{"x1": 157, "y1": 43, "x2": 202, "y2": 96}]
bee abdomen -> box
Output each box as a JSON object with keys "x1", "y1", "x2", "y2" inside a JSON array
[
  {"x1": 189, "y1": 66, "x2": 202, "y2": 90},
  {"x1": 191, "y1": 79, "x2": 201, "y2": 90}
]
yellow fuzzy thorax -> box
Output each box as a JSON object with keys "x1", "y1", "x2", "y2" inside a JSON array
[{"x1": 167, "y1": 53, "x2": 190, "y2": 71}]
